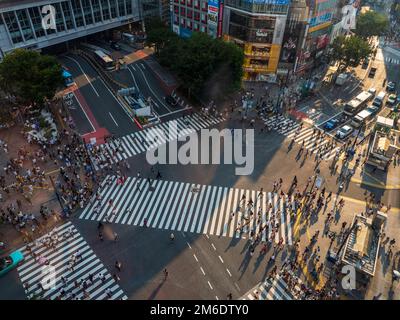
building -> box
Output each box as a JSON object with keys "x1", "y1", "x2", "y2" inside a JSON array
[
  {"x1": 278, "y1": 0, "x2": 308, "y2": 81},
  {"x1": 342, "y1": 212, "x2": 386, "y2": 277},
  {"x1": 222, "y1": 0, "x2": 291, "y2": 82},
  {"x1": 295, "y1": 0, "x2": 339, "y2": 75},
  {"x1": 0, "y1": 0, "x2": 140, "y2": 57},
  {"x1": 170, "y1": 0, "x2": 222, "y2": 38}
]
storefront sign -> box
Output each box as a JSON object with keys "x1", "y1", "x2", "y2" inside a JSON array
[{"x1": 256, "y1": 29, "x2": 269, "y2": 37}]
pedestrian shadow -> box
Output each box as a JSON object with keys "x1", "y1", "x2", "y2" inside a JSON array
[
  {"x1": 237, "y1": 251, "x2": 252, "y2": 280},
  {"x1": 252, "y1": 252, "x2": 266, "y2": 274},
  {"x1": 224, "y1": 235, "x2": 241, "y2": 253},
  {"x1": 147, "y1": 279, "x2": 165, "y2": 300}
]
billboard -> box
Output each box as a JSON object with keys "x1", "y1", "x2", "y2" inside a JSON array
[
  {"x1": 208, "y1": 0, "x2": 220, "y2": 38},
  {"x1": 309, "y1": 0, "x2": 337, "y2": 27},
  {"x1": 244, "y1": 0, "x2": 290, "y2": 3}
]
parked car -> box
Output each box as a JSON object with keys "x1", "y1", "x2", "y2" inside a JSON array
[
  {"x1": 0, "y1": 250, "x2": 24, "y2": 276},
  {"x1": 336, "y1": 125, "x2": 353, "y2": 139},
  {"x1": 368, "y1": 67, "x2": 377, "y2": 78},
  {"x1": 368, "y1": 87, "x2": 377, "y2": 96},
  {"x1": 324, "y1": 119, "x2": 340, "y2": 130},
  {"x1": 387, "y1": 94, "x2": 397, "y2": 105},
  {"x1": 110, "y1": 41, "x2": 121, "y2": 51},
  {"x1": 165, "y1": 95, "x2": 177, "y2": 106},
  {"x1": 387, "y1": 81, "x2": 396, "y2": 92}
]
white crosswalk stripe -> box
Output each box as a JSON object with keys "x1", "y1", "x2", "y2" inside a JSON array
[
  {"x1": 241, "y1": 273, "x2": 303, "y2": 300},
  {"x1": 80, "y1": 177, "x2": 295, "y2": 245},
  {"x1": 16, "y1": 222, "x2": 127, "y2": 300},
  {"x1": 89, "y1": 113, "x2": 225, "y2": 170},
  {"x1": 263, "y1": 115, "x2": 340, "y2": 160},
  {"x1": 385, "y1": 57, "x2": 400, "y2": 64}
]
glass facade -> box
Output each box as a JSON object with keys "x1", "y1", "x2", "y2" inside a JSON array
[
  {"x1": 1, "y1": 0, "x2": 137, "y2": 46},
  {"x1": 225, "y1": 0, "x2": 290, "y2": 14},
  {"x1": 229, "y1": 11, "x2": 275, "y2": 43}
]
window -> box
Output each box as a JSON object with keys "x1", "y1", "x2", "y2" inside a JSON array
[
  {"x1": 180, "y1": 7, "x2": 186, "y2": 16},
  {"x1": 16, "y1": 9, "x2": 35, "y2": 40},
  {"x1": 201, "y1": 13, "x2": 206, "y2": 23},
  {"x1": 118, "y1": 0, "x2": 126, "y2": 16},
  {"x1": 181, "y1": 0, "x2": 185, "y2": 4},
  {"x1": 181, "y1": 18, "x2": 185, "y2": 26},
  {"x1": 201, "y1": 1, "x2": 207, "y2": 11},
  {"x1": 28, "y1": 7, "x2": 46, "y2": 37},
  {"x1": 187, "y1": 20, "x2": 192, "y2": 29},
  {"x1": 174, "y1": 15, "x2": 179, "y2": 24},
  {"x1": 194, "y1": 0, "x2": 199, "y2": 9},
  {"x1": 201, "y1": 25, "x2": 206, "y2": 33},
  {"x1": 187, "y1": 0, "x2": 192, "y2": 6},
  {"x1": 194, "y1": 12, "x2": 200, "y2": 21},
  {"x1": 109, "y1": 0, "x2": 117, "y2": 18},
  {"x1": 91, "y1": 0, "x2": 102, "y2": 22},
  {"x1": 174, "y1": 6, "x2": 179, "y2": 14},
  {"x1": 71, "y1": 0, "x2": 84, "y2": 27},
  {"x1": 53, "y1": 3, "x2": 66, "y2": 32},
  {"x1": 125, "y1": 0, "x2": 132, "y2": 14},
  {"x1": 61, "y1": 2, "x2": 75, "y2": 29},
  {"x1": 101, "y1": 0, "x2": 111, "y2": 20},
  {"x1": 187, "y1": 10, "x2": 192, "y2": 18},
  {"x1": 3, "y1": 11, "x2": 23, "y2": 44},
  {"x1": 81, "y1": 0, "x2": 94, "y2": 25}
]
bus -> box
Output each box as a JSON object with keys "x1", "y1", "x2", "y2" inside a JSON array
[
  {"x1": 62, "y1": 68, "x2": 74, "y2": 87},
  {"x1": 93, "y1": 50, "x2": 115, "y2": 71},
  {"x1": 351, "y1": 107, "x2": 376, "y2": 128},
  {"x1": 344, "y1": 91, "x2": 373, "y2": 116}
]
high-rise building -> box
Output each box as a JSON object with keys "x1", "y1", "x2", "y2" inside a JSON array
[
  {"x1": 0, "y1": 0, "x2": 140, "y2": 57},
  {"x1": 222, "y1": 0, "x2": 291, "y2": 82},
  {"x1": 170, "y1": 0, "x2": 223, "y2": 38},
  {"x1": 294, "y1": 0, "x2": 338, "y2": 75}
]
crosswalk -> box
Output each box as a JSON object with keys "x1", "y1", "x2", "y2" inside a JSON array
[
  {"x1": 16, "y1": 222, "x2": 127, "y2": 300},
  {"x1": 263, "y1": 114, "x2": 340, "y2": 160},
  {"x1": 89, "y1": 113, "x2": 225, "y2": 170},
  {"x1": 384, "y1": 56, "x2": 400, "y2": 65},
  {"x1": 241, "y1": 272, "x2": 303, "y2": 300},
  {"x1": 80, "y1": 176, "x2": 295, "y2": 245}
]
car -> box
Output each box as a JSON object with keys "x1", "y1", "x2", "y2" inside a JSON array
[
  {"x1": 110, "y1": 41, "x2": 121, "y2": 51},
  {"x1": 368, "y1": 67, "x2": 377, "y2": 78},
  {"x1": 165, "y1": 95, "x2": 177, "y2": 106},
  {"x1": 387, "y1": 94, "x2": 397, "y2": 105},
  {"x1": 336, "y1": 125, "x2": 353, "y2": 139},
  {"x1": 0, "y1": 250, "x2": 24, "y2": 276},
  {"x1": 324, "y1": 119, "x2": 340, "y2": 130},
  {"x1": 387, "y1": 81, "x2": 396, "y2": 92},
  {"x1": 368, "y1": 87, "x2": 377, "y2": 96},
  {"x1": 362, "y1": 58, "x2": 369, "y2": 69}
]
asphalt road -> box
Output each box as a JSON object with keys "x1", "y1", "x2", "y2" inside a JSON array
[{"x1": 60, "y1": 55, "x2": 137, "y2": 137}]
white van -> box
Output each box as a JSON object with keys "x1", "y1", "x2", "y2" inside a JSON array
[{"x1": 372, "y1": 91, "x2": 386, "y2": 108}]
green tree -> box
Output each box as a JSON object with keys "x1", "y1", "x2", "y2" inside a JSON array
[
  {"x1": 330, "y1": 35, "x2": 372, "y2": 72},
  {"x1": 0, "y1": 49, "x2": 63, "y2": 106},
  {"x1": 355, "y1": 11, "x2": 389, "y2": 39}
]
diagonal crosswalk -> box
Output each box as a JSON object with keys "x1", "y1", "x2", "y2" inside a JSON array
[
  {"x1": 79, "y1": 176, "x2": 295, "y2": 245},
  {"x1": 89, "y1": 113, "x2": 225, "y2": 170},
  {"x1": 263, "y1": 115, "x2": 340, "y2": 160},
  {"x1": 241, "y1": 272, "x2": 303, "y2": 300},
  {"x1": 16, "y1": 222, "x2": 127, "y2": 300}
]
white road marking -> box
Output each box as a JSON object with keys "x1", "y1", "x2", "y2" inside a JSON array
[
  {"x1": 235, "y1": 283, "x2": 240, "y2": 291},
  {"x1": 127, "y1": 64, "x2": 139, "y2": 90},
  {"x1": 205, "y1": 234, "x2": 209, "y2": 239},
  {"x1": 215, "y1": 296, "x2": 219, "y2": 300},
  {"x1": 226, "y1": 268, "x2": 232, "y2": 277},
  {"x1": 109, "y1": 112, "x2": 119, "y2": 127},
  {"x1": 200, "y1": 267, "x2": 205, "y2": 275},
  {"x1": 193, "y1": 254, "x2": 198, "y2": 262},
  {"x1": 211, "y1": 243, "x2": 216, "y2": 251},
  {"x1": 64, "y1": 56, "x2": 100, "y2": 97},
  {"x1": 186, "y1": 242, "x2": 192, "y2": 249},
  {"x1": 218, "y1": 255, "x2": 224, "y2": 264},
  {"x1": 208, "y1": 281, "x2": 213, "y2": 290},
  {"x1": 71, "y1": 91, "x2": 96, "y2": 132}
]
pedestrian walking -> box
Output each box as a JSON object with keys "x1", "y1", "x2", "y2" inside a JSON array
[
  {"x1": 170, "y1": 233, "x2": 175, "y2": 242},
  {"x1": 113, "y1": 232, "x2": 118, "y2": 242},
  {"x1": 115, "y1": 260, "x2": 122, "y2": 272},
  {"x1": 163, "y1": 268, "x2": 168, "y2": 280}
]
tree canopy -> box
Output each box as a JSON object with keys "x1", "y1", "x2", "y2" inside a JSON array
[
  {"x1": 146, "y1": 22, "x2": 243, "y2": 96},
  {"x1": 354, "y1": 11, "x2": 389, "y2": 39},
  {"x1": 330, "y1": 35, "x2": 372, "y2": 71},
  {"x1": 0, "y1": 49, "x2": 63, "y2": 106}
]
